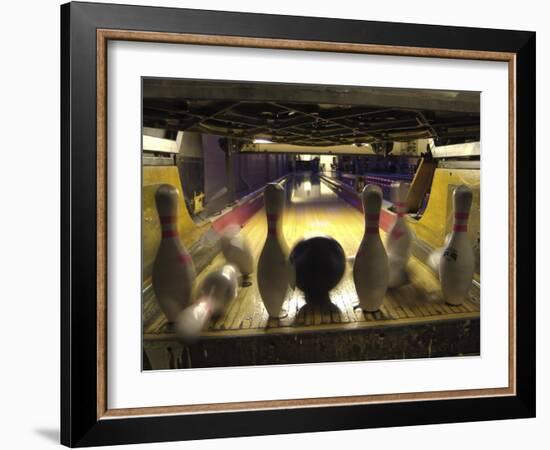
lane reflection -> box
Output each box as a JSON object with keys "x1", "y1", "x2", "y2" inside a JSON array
[
  {"x1": 287, "y1": 171, "x2": 338, "y2": 204},
  {"x1": 281, "y1": 171, "x2": 349, "y2": 315}
]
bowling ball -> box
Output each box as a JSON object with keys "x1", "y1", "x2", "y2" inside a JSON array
[{"x1": 289, "y1": 235, "x2": 346, "y2": 303}]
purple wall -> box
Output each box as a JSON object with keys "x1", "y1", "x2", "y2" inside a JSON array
[
  {"x1": 242, "y1": 153, "x2": 270, "y2": 190},
  {"x1": 237, "y1": 152, "x2": 288, "y2": 194},
  {"x1": 201, "y1": 134, "x2": 288, "y2": 208},
  {"x1": 202, "y1": 135, "x2": 227, "y2": 203},
  {"x1": 238, "y1": 154, "x2": 249, "y2": 191}
]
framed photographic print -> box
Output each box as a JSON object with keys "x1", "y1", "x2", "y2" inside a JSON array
[{"x1": 61, "y1": 1, "x2": 536, "y2": 447}]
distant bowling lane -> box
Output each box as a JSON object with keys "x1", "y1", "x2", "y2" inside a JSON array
[
  {"x1": 145, "y1": 172, "x2": 480, "y2": 337},
  {"x1": 280, "y1": 172, "x2": 364, "y2": 256}
]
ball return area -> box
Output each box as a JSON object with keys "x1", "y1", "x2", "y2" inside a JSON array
[{"x1": 143, "y1": 174, "x2": 480, "y2": 370}]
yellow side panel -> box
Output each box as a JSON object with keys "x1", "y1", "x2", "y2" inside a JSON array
[
  {"x1": 408, "y1": 168, "x2": 480, "y2": 273},
  {"x1": 142, "y1": 166, "x2": 201, "y2": 283},
  {"x1": 406, "y1": 159, "x2": 436, "y2": 212}
]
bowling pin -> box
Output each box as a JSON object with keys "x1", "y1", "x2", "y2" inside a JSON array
[
  {"x1": 257, "y1": 183, "x2": 292, "y2": 317},
  {"x1": 439, "y1": 185, "x2": 475, "y2": 305},
  {"x1": 353, "y1": 184, "x2": 389, "y2": 312},
  {"x1": 176, "y1": 264, "x2": 240, "y2": 342},
  {"x1": 152, "y1": 184, "x2": 196, "y2": 323},
  {"x1": 220, "y1": 224, "x2": 254, "y2": 277},
  {"x1": 427, "y1": 233, "x2": 451, "y2": 273},
  {"x1": 386, "y1": 182, "x2": 414, "y2": 288}
]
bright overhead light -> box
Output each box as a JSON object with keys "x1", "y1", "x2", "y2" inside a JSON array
[{"x1": 253, "y1": 138, "x2": 274, "y2": 144}]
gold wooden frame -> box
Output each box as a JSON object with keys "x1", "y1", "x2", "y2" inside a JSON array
[{"x1": 96, "y1": 29, "x2": 516, "y2": 420}]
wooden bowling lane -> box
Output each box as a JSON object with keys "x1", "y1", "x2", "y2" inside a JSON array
[{"x1": 143, "y1": 174, "x2": 480, "y2": 339}]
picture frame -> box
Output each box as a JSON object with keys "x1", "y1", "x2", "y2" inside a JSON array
[{"x1": 60, "y1": 1, "x2": 535, "y2": 447}]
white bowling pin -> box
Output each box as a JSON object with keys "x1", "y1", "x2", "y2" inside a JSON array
[
  {"x1": 220, "y1": 224, "x2": 254, "y2": 276},
  {"x1": 387, "y1": 182, "x2": 414, "y2": 288},
  {"x1": 257, "y1": 183, "x2": 292, "y2": 318},
  {"x1": 353, "y1": 184, "x2": 389, "y2": 312},
  {"x1": 427, "y1": 233, "x2": 452, "y2": 273},
  {"x1": 176, "y1": 264, "x2": 240, "y2": 342},
  {"x1": 439, "y1": 185, "x2": 475, "y2": 305},
  {"x1": 152, "y1": 184, "x2": 196, "y2": 323}
]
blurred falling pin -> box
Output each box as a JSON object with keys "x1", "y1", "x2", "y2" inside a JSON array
[
  {"x1": 176, "y1": 264, "x2": 240, "y2": 343},
  {"x1": 353, "y1": 184, "x2": 389, "y2": 312},
  {"x1": 152, "y1": 184, "x2": 196, "y2": 323},
  {"x1": 386, "y1": 182, "x2": 414, "y2": 288},
  {"x1": 220, "y1": 224, "x2": 254, "y2": 286},
  {"x1": 439, "y1": 185, "x2": 475, "y2": 305},
  {"x1": 427, "y1": 233, "x2": 452, "y2": 273},
  {"x1": 257, "y1": 183, "x2": 293, "y2": 318}
]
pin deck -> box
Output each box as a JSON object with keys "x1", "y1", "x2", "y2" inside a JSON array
[{"x1": 144, "y1": 188, "x2": 479, "y2": 368}]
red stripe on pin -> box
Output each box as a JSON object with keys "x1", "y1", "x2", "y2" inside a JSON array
[
  {"x1": 453, "y1": 225, "x2": 468, "y2": 232},
  {"x1": 455, "y1": 212, "x2": 469, "y2": 220},
  {"x1": 391, "y1": 228, "x2": 405, "y2": 240},
  {"x1": 267, "y1": 214, "x2": 278, "y2": 236},
  {"x1": 366, "y1": 213, "x2": 379, "y2": 221},
  {"x1": 162, "y1": 230, "x2": 178, "y2": 238},
  {"x1": 177, "y1": 253, "x2": 192, "y2": 265},
  {"x1": 366, "y1": 226, "x2": 379, "y2": 234}
]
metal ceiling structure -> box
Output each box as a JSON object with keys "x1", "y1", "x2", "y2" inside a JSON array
[{"x1": 143, "y1": 79, "x2": 480, "y2": 148}]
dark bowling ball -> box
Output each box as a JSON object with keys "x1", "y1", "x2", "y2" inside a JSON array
[{"x1": 289, "y1": 235, "x2": 346, "y2": 303}]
